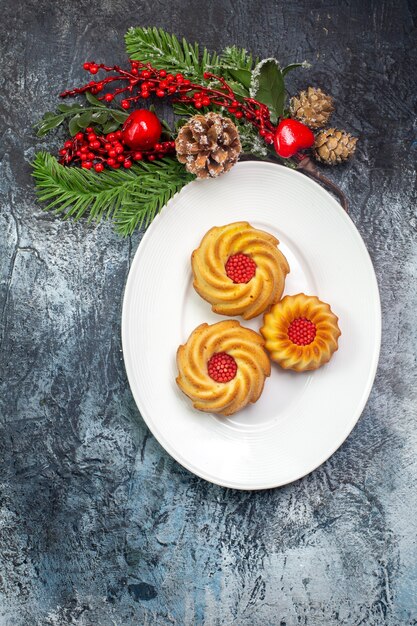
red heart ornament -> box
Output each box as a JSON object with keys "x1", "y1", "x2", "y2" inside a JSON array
[{"x1": 273, "y1": 119, "x2": 315, "y2": 158}]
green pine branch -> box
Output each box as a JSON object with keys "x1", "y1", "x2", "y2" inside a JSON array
[
  {"x1": 125, "y1": 27, "x2": 220, "y2": 79},
  {"x1": 220, "y1": 46, "x2": 257, "y2": 71},
  {"x1": 125, "y1": 27, "x2": 260, "y2": 90},
  {"x1": 32, "y1": 152, "x2": 193, "y2": 236}
]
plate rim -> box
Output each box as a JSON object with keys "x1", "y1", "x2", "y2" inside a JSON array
[{"x1": 121, "y1": 160, "x2": 382, "y2": 490}]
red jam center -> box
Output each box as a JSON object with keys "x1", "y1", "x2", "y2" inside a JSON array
[
  {"x1": 288, "y1": 317, "x2": 317, "y2": 346},
  {"x1": 207, "y1": 352, "x2": 237, "y2": 383},
  {"x1": 225, "y1": 253, "x2": 256, "y2": 283}
]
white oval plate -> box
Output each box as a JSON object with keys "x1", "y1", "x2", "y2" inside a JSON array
[{"x1": 122, "y1": 161, "x2": 381, "y2": 490}]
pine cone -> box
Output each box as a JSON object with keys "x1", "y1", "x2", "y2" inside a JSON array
[
  {"x1": 175, "y1": 112, "x2": 241, "y2": 179},
  {"x1": 313, "y1": 128, "x2": 357, "y2": 165},
  {"x1": 290, "y1": 87, "x2": 334, "y2": 129}
]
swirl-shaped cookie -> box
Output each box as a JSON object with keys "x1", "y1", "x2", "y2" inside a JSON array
[
  {"x1": 176, "y1": 320, "x2": 271, "y2": 415},
  {"x1": 191, "y1": 222, "x2": 290, "y2": 320},
  {"x1": 261, "y1": 293, "x2": 341, "y2": 371}
]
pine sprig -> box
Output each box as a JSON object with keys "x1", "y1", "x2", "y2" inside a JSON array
[
  {"x1": 125, "y1": 27, "x2": 220, "y2": 79},
  {"x1": 32, "y1": 152, "x2": 193, "y2": 235},
  {"x1": 220, "y1": 46, "x2": 257, "y2": 71}
]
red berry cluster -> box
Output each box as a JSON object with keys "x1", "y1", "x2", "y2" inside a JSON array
[
  {"x1": 207, "y1": 352, "x2": 238, "y2": 383},
  {"x1": 225, "y1": 253, "x2": 257, "y2": 283},
  {"x1": 58, "y1": 127, "x2": 175, "y2": 171},
  {"x1": 60, "y1": 61, "x2": 276, "y2": 144},
  {"x1": 68, "y1": 61, "x2": 194, "y2": 108},
  {"x1": 288, "y1": 317, "x2": 317, "y2": 346}
]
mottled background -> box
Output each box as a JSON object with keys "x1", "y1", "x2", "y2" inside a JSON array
[{"x1": 1, "y1": 0, "x2": 416, "y2": 624}]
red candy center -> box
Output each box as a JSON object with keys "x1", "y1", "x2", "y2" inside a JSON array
[
  {"x1": 288, "y1": 317, "x2": 317, "y2": 346},
  {"x1": 225, "y1": 253, "x2": 256, "y2": 283},
  {"x1": 207, "y1": 352, "x2": 237, "y2": 383}
]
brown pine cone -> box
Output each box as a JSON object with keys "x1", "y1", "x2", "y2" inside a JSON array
[
  {"x1": 290, "y1": 87, "x2": 334, "y2": 129},
  {"x1": 175, "y1": 112, "x2": 241, "y2": 179},
  {"x1": 313, "y1": 128, "x2": 358, "y2": 165}
]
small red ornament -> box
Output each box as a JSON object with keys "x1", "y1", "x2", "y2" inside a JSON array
[
  {"x1": 207, "y1": 352, "x2": 237, "y2": 383},
  {"x1": 274, "y1": 119, "x2": 315, "y2": 158},
  {"x1": 225, "y1": 253, "x2": 257, "y2": 283},
  {"x1": 122, "y1": 109, "x2": 162, "y2": 150}
]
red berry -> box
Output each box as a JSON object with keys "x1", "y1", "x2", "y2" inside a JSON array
[
  {"x1": 104, "y1": 94, "x2": 114, "y2": 102},
  {"x1": 156, "y1": 89, "x2": 165, "y2": 97},
  {"x1": 64, "y1": 140, "x2": 73, "y2": 149},
  {"x1": 107, "y1": 158, "x2": 116, "y2": 166},
  {"x1": 159, "y1": 69, "x2": 167, "y2": 77},
  {"x1": 117, "y1": 155, "x2": 125, "y2": 162},
  {"x1": 83, "y1": 161, "x2": 93, "y2": 169},
  {"x1": 142, "y1": 70, "x2": 151, "y2": 79},
  {"x1": 115, "y1": 145, "x2": 124, "y2": 155},
  {"x1": 148, "y1": 154, "x2": 156, "y2": 161},
  {"x1": 90, "y1": 140, "x2": 100, "y2": 149},
  {"x1": 175, "y1": 73, "x2": 184, "y2": 82},
  {"x1": 94, "y1": 163, "x2": 104, "y2": 172},
  {"x1": 273, "y1": 119, "x2": 315, "y2": 159},
  {"x1": 123, "y1": 160, "x2": 132, "y2": 168},
  {"x1": 121, "y1": 99, "x2": 130, "y2": 109},
  {"x1": 203, "y1": 72, "x2": 210, "y2": 80},
  {"x1": 154, "y1": 143, "x2": 162, "y2": 151},
  {"x1": 202, "y1": 97, "x2": 210, "y2": 106},
  {"x1": 83, "y1": 62, "x2": 91, "y2": 71},
  {"x1": 133, "y1": 152, "x2": 143, "y2": 160},
  {"x1": 85, "y1": 127, "x2": 93, "y2": 133},
  {"x1": 141, "y1": 90, "x2": 150, "y2": 99},
  {"x1": 89, "y1": 65, "x2": 98, "y2": 74},
  {"x1": 108, "y1": 149, "x2": 117, "y2": 158},
  {"x1": 104, "y1": 143, "x2": 112, "y2": 151},
  {"x1": 87, "y1": 152, "x2": 95, "y2": 160},
  {"x1": 287, "y1": 318, "x2": 317, "y2": 346},
  {"x1": 59, "y1": 149, "x2": 67, "y2": 156},
  {"x1": 75, "y1": 132, "x2": 84, "y2": 141},
  {"x1": 195, "y1": 102, "x2": 203, "y2": 109},
  {"x1": 113, "y1": 162, "x2": 121, "y2": 169},
  {"x1": 168, "y1": 85, "x2": 177, "y2": 94},
  {"x1": 225, "y1": 253, "x2": 257, "y2": 284},
  {"x1": 121, "y1": 109, "x2": 162, "y2": 150},
  {"x1": 235, "y1": 111, "x2": 243, "y2": 119},
  {"x1": 183, "y1": 79, "x2": 191, "y2": 86},
  {"x1": 166, "y1": 74, "x2": 175, "y2": 83},
  {"x1": 207, "y1": 352, "x2": 237, "y2": 383},
  {"x1": 80, "y1": 146, "x2": 88, "y2": 153},
  {"x1": 115, "y1": 131, "x2": 122, "y2": 139},
  {"x1": 107, "y1": 133, "x2": 116, "y2": 142},
  {"x1": 80, "y1": 153, "x2": 88, "y2": 161}
]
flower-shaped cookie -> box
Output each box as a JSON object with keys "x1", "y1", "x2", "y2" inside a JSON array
[
  {"x1": 261, "y1": 293, "x2": 341, "y2": 371},
  {"x1": 191, "y1": 222, "x2": 290, "y2": 320},
  {"x1": 176, "y1": 320, "x2": 271, "y2": 415}
]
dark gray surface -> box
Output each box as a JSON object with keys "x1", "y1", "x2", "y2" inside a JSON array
[{"x1": 1, "y1": 1, "x2": 417, "y2": 624}]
